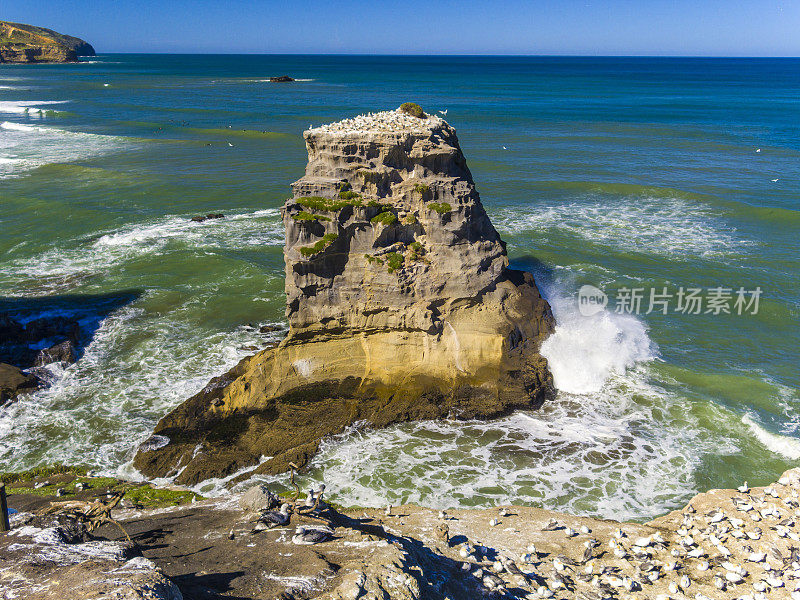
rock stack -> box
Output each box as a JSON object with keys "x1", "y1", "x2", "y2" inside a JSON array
[{"x1": 134, "y1": 108, "x2": 555, "y2": 485}]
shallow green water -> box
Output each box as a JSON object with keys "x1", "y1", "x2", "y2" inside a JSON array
[{"x1": 0, "y1": 55, "x2": 798, "y2": 521}]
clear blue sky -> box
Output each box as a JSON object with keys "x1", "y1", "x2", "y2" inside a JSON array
[{"x1": 4, "y1": 0, "x2": 798, "y2": 55}]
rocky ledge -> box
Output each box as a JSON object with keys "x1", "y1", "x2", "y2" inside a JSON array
[
  {"x1": 4, "y1": 467, "x2": 800, "y2": 599},
  {"x1": 0, "y1": 312, "x2": 82, "y2": 405},
  {"x1": 0, "y1": 20, "x2": 95, "y2": 64},
  {"x1": 134, "y1": 107, "x2": 555, "y2": 485}
]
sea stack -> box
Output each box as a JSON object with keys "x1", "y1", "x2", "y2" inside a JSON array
[{"x1": 134, "y1": 107, "x2": 555, "y2": 485}]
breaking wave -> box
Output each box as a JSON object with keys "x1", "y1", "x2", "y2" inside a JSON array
[
  {"x1": 244, "y1": 283, "x2": 732, "y2": 521},
  {"x1": 0, "y1": 209, "x2": 285, "y2": 293},
  {"x1": 0, "y1": 118, "x2": 124, "y2": 179},
  {"x1": 493, "y1": 195, "x2": 748, "y2": 259}
]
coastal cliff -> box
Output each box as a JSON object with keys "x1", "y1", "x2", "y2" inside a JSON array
[
  {"x1": 134, "y1": 107, "x2": 555, "y2": 485},
  {"x1": 0, "y1": 21, "x2": 95, "y2": 63}
]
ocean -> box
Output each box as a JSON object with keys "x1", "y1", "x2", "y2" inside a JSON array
[{"x1": 0, "y1": 55, "x2": 798, "y2": 522}]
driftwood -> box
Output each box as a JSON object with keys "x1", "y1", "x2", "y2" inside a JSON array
[
  {"x1": 286, "y1": 462, "x2": 329, "y2": 524},
  {"x1": 42, "y1": 490, "x2": 133, "y2": 543},
  {"x1": 287, "y1": 462, "x2": 302, "y2": 508}
]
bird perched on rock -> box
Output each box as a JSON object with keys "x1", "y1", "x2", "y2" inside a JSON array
[
  {"x1": 542, "y1": 519, "x2": 561, "y2": 531},
  {"x1": 252, "y1": 503, "x2": 291, "y2": 532},
  {"x1": 292, "y1": 525, "x2": 333, "y2": 545}
]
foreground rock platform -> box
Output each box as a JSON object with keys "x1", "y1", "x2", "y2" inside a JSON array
[
  {"x1": 134, "y1": 107, "x2": 555, "y2": 485},
  {"x1": 4, "y1": 468, "x2": 800, "y2": 599}
]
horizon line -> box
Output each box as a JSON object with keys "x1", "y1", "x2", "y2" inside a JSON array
[{"x1": 86, "y1": 52, "x2": 800, "y2": 59}]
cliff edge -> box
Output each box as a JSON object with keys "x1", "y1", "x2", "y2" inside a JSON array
[
  {"x1": 0, "y1": 21, "x2": 95, "y2": 63},
  {"x1": 134, "y1": 107, "x2": 555, "y2": 485}
]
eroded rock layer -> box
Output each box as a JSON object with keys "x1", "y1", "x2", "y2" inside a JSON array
[{"x1": 134, "y1": 109, "x2": 554, "y2": 485}]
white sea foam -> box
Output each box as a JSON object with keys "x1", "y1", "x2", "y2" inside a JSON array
[
  {"x1": 0, "y1": 209, "x2": 284, "y2": 292},
  {"x1": 0, "y1": 100, "x2": 69, "y2": 114},
  {"x1": 0, "y1": 301, "x2": 286, "y2": 475},
  {"x1": 493, "y1": 196, "x2": 747, "y2": 258},
  {"x1": 0, "y1": 118, "x2": 123, "y2": 179},
  {"x1": 242, "y1": 282, "x2": 731, "y2": 521},
  {"x1": 742, "y1": 414, "x2": 800, "y2": 459},
  {"x1": 249, "y1": 367, "x2": 733, "y2": 521},
  {"x1": 541, "y1": 291, "x2": 655, "y2": 394}
]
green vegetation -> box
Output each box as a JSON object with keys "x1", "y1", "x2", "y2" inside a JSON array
[
  {"x1": 365, "y1": 254, "x2": 384, "y2": 265},
  {"x1": 1, "y1": 464, "x2": 87, "y2": 484},
  {"x1": 297, "y1": 196, "x2": 362, "y2": 212},
  {"x1": 408, "y1": 241, "x2": 426, "y2": 262},
  {"x1": 428, "y1": 202, "x2": 452, "y2": 214},
  {"x1": 367, "y1": 200, "x2": 392, "y2": 211},
  {"x1": 386, "y1": 252, "x2": 405, "y2": 273},
  {"x1": 338, "y1": 181, "x2": 352, "y2": 192},
  {"x1": 413, "y1": 183, "x2": 430, "y2": 195},
  {"x1": 403, "y1": 214, "x2": 417, "y2": 225},
  {"x1": 1, "y1": 464, "x2": 201, "y2": 508},
  {"x1": 399, "y1": 102, "x2": 425, "y2": 118},
  {"x1": 370, "y1": 211, "x2": 398, "y2": 226},
  {"x1": 338, "y1": 190, "x2": 361, "y2": 200},
  {"x1": 291, "y1": 211, "x2": 331, "y2": 222},
  {"x1": 123, "y1": 485, "x2": 201, "y2": 508},
  {"x1": 299, "y1": 233, "x2": 339, "y2": 257}
]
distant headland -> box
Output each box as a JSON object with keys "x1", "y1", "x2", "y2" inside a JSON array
[{"x1": 0, "y1": 20, "x2": 95, "y2": 63}]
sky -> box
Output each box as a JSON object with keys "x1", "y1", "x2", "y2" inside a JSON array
[{"x1": 4, "y1": 0, "x2": 799, "y2": 56}]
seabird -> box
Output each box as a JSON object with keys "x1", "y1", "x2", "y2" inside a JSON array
[
  {"x1": 542, "y1": 518, "x2": 560, "y2": 531},
  {"x1": 438, "y1": 109, "x2": 448, "y2": 115},
  {"x1": 251, "y1": 503, "x2": 290, "y2": 531},
  {"x1": 772, "y1": 178, "x2": 779, "y2": 182},
  {"x1": 228, "y1": 142, "x2": 234, "y2": 147},
  {"x1": 292, "y1": 525, "x2": 333, "y2": 545}
]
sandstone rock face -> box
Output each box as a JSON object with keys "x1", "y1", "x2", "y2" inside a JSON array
[{"x1": 134, "y1": 109, "x2": 554, "y2": 485}]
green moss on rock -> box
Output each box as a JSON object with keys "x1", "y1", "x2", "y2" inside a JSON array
[
  {"x1": 297, "y1": 196, "x2": 361, "y2": 212},
  {"x1": 386, "y1": 252, "x2": 404, "y2": 273},
  {"x1": 365, "y1": 254, "x2": 384, "y2": 265},
  {"x1": 1, "y1": 464, "x2": 87, "y2": 484},
  {"x1": 338, "y1": 190, "x2": 361, "y2": 200},
  {"x1": 413, "y1": 183, "x2": 430, "y2": 195},
  {"x1": 299, "y1": 233, "x2": 339, "y2": 257},
  {"x1": 428, "y1": 202, "x2": 452, "y2": 214},
  {"x1": 370, "y1": 211, "x2": 397, "y2": 226},
  {"x1": 292, "y1": 211, "x2": 331, "y2": 222},
  {"x1": 123, "y1": 485, "x2": 201, "y2": 508}
]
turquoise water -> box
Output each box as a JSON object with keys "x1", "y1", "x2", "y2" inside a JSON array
[{"x1": 1, "y1": 55, "x2": 798, "y2": 521}]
